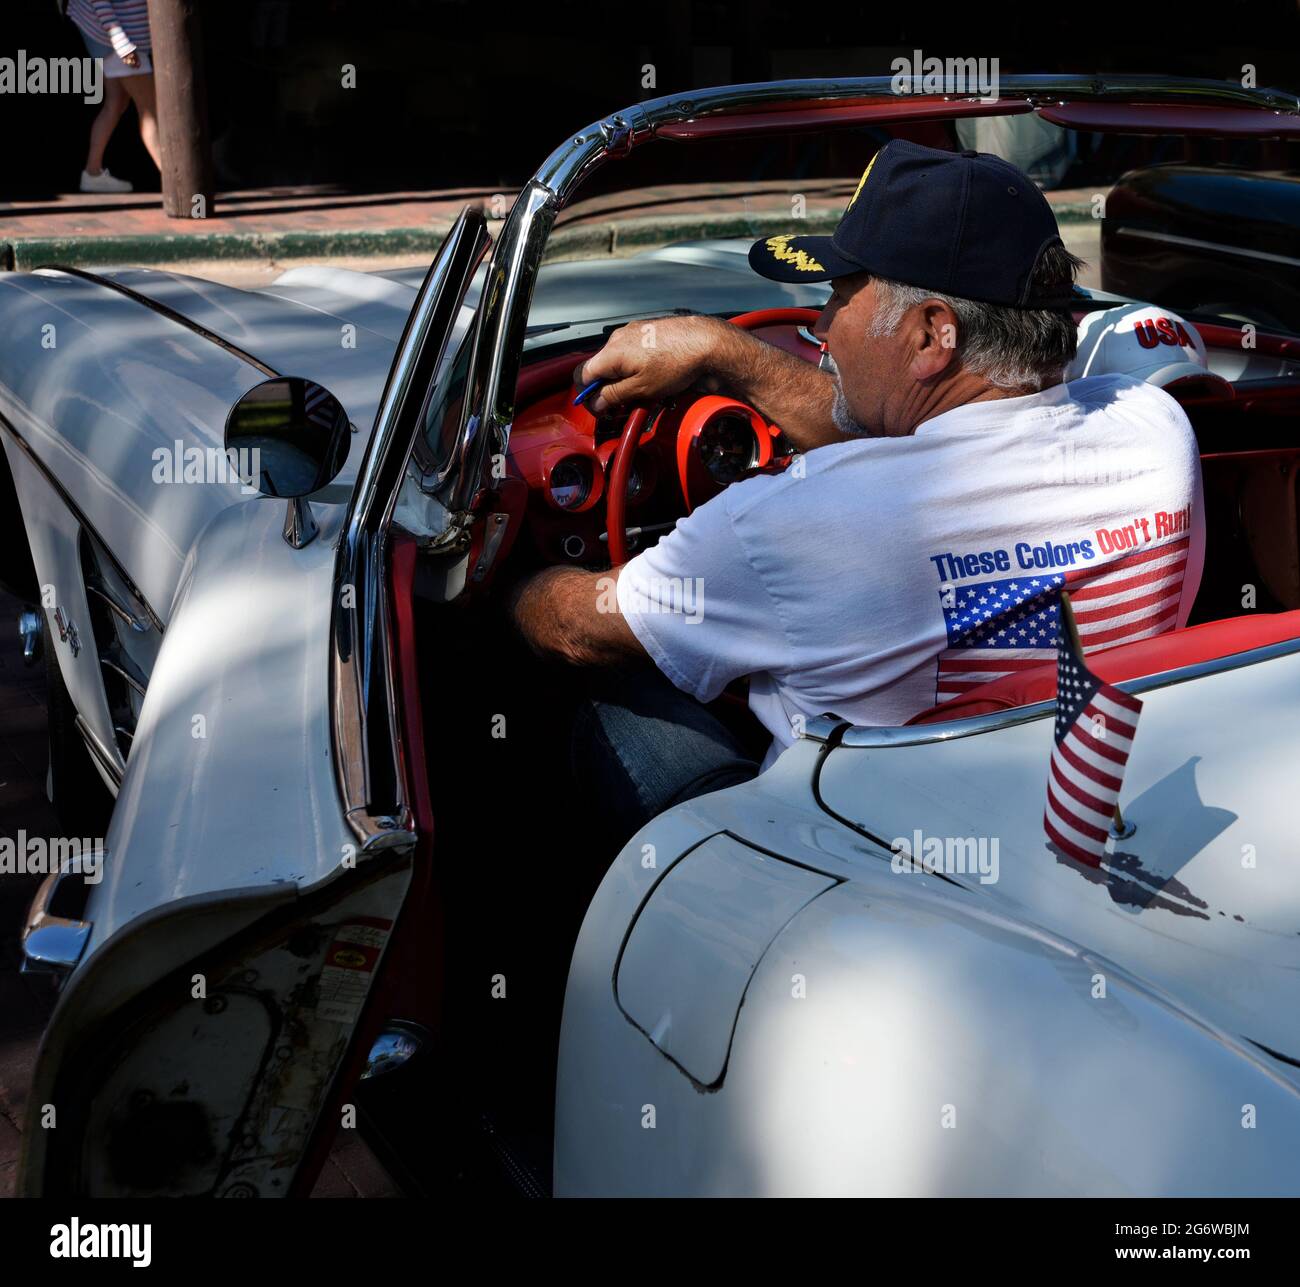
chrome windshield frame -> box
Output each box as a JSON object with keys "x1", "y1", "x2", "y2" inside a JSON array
[{"x1": 332, "y1": 206, "x2": 491, "y2": 850}]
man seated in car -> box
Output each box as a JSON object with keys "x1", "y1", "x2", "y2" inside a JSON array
[{"x1": 508, "y1": 140, "x2": 1205, "y2": 845}]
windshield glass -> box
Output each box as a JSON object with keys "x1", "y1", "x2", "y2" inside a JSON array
[
  {"x1": 521, "y1": 110, "x2": 1300, "y2": 342},
  {"x1": 418, "y1": 293, "x2": 479, "y2": 480}
]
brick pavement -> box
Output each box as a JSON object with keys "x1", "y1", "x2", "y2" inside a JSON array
[
  {"x1": 0, "y1": 185, "x2": 492, "y2": 242},
  {"x1": 0, "y1": 180, "x2": 1098, "y2": 270}
]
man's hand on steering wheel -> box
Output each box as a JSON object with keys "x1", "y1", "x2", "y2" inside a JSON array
[
  {"x1": 573, "y1": 315, "x2": 737, "y2": 417},
  {"x1": 575, "y1": 310, "x2": 841, "y2": 458}
]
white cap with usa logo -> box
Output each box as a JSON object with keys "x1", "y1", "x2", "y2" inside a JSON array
[{"x1": 1068, "y1": 303, "x2": 1231, "y2": 394}]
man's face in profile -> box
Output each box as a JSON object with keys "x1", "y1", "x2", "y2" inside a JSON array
[{"x1": 815, "y1": 272, "x2": 905, "y2": 437}]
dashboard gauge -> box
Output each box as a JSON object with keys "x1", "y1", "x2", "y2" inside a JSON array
[
  {"x1": 548, "y1": 455, "x2": 593, "y2": 509},
  {"x1": 699, "y1": 414, "x2": 759, "y2": 484},
  {"x1": 610, "y1": 450, "x2": 654, "y2": 506},
  {"x1": 626, "y1": 459, "x2": 644, "y2": 500}
]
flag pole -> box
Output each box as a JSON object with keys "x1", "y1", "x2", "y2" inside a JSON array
[{"x1": 1059, "y1": 590, "x2": 1127, "y2": 838}]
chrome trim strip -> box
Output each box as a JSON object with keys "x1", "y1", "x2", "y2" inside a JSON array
[
  {"x1": 1110, "y1": 226, "x2": 1300, "y2": 270},
  {"x1": 74, "y1": 713, "x2": 124, "y2": 786},
  {"x1": 99, "y1": 649, "x2": 148, "y2": 699},
  {"x1": 37, "y1": 265, "x2": 281, "y2": 378},
  {"x1": 819, "y1": 634, "x2": 1300, "y2": 749},
  {"x1": 436, "y1": 183, "x2": 556, "y2": 524},
  {"x1": 85, "y1": 580, "x2": 148, "y2": 633}
]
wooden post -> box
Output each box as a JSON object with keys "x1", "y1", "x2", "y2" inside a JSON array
[
  {"x1": 1060, "y1": 590, "x2": 1126, "y2": 837},
  {"x1": 146, "y1": 0, "x2": 214, "y2": 219}
]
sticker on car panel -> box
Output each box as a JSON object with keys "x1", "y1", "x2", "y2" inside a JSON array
[{"x1": 316, "y1": 919, "x2": 392, "y2": 1024}]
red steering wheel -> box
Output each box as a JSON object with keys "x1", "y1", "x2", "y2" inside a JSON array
[{"x1": 606, "y1": 307, "x2": 823, "y2": 565}]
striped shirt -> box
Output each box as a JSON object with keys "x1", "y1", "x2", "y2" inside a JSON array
[{"x1": 68, "y1": 0, "x2": 152, "y2": 58}]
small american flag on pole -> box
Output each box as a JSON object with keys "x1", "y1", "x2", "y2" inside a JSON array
[{"x1": 1043, "y1": 591, "x2": 1144, "y2": 866}]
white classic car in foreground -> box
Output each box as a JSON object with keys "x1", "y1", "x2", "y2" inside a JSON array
[{"x1": 2, "y1": 75, "x2": 1299, "y2": 1197}]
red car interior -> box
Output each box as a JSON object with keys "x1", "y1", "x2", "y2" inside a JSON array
[{"x1": 503, "y1": 309, "x2": 1300, "y2": 726}]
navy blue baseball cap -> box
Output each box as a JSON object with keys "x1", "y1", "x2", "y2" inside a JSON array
[{"x1": 749, "y1": 139, "x2": 1075, "y2": 309}]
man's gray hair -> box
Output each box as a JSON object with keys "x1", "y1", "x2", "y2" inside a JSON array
[{"x1": 868, "y1": 244, "x2": 1085, "y2": 391}]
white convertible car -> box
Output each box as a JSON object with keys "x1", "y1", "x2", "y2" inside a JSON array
[{"x1": 4, "y1": 76, "x2": 1300, "y2": 1198}]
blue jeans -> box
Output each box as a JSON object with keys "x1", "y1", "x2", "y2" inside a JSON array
[{"x1": 570, "y1": 668, "x2": 762, "y2": 849}]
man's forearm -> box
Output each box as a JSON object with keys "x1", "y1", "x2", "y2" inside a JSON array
[
  {"x1": 708, "y1": 324, "x2": 844, "y2": 452},
  {"x1": 507, "y1": 566, "x2": 646, "y2": 668}
]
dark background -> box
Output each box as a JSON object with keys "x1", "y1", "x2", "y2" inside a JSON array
[{"x1": 4, "y1": 0, "x2": 1300, "y2": 199}]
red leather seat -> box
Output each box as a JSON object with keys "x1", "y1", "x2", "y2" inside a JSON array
[{"x1": 907, "y1": 610, "x2": 1300, "y2": 725}]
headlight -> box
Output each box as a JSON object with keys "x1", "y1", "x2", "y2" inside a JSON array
[
  {"x1": 548, "y1": 456, "x2": 593, "y2": 509},
  {"x1": 699, "y1": 415, "x2": 759, "y2": 484}
]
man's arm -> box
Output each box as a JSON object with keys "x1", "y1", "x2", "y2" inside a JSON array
[
  {"x1": 578, "y1": 315, "x2": 843, "y2": 453},
  {"x1": 507, "y1": 566, "x2": 647, "y2": 668}
]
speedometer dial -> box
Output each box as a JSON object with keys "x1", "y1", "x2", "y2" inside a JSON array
[
  {"x1": 698, "y1": 415, "x2": 759, "y2": 484},
  {"x1": 548, "y1": 456, "x2": 593, "y2": 509}
]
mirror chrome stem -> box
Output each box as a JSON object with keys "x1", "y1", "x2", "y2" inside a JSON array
[{"x1": 282, "y1": 495, "x2": 319, "y2": 549}]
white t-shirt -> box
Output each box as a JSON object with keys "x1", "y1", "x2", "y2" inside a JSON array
[{"x1": 616, "y1": 373, "x2": 1205, "y2": 769}]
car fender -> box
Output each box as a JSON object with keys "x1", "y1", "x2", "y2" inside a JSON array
[
  {"x1": 82, "y1": 490, "x2": 357, "y2": 953},
  {"x1": 18, "y1": 488, "x2": 408, "y2": 1195}
]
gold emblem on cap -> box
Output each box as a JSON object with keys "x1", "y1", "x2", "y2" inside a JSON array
[
  {"x1": 765, "y1": 234, "x2": 824, "y2": 273},
  {"x1": 845, "y1": 151, "x2": 880, "y2": 211}
]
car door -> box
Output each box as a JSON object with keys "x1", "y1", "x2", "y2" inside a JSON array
[{"x1": 18, "y1": 209, "x2": 492, "y2": 1198}]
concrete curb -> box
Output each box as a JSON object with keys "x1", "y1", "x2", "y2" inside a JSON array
[
  {"x1": 5, "y1": 224, "x2": 460, "y2": 270},
  {"x1": 1, "y1": 198, "x2": 1097, "y2": 272}
]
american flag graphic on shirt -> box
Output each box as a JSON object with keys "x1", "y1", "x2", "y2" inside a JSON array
[
  {"x1": 935, "y1": 535, "x2": 1190, "y2": 702},
  {"x1": 1043, "y1": 629, "x2": 1144, "y2": 866}
]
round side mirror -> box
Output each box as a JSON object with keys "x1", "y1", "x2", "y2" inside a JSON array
[{"x1": 223, "y1": 376, "x2": 350, "y2": 500}]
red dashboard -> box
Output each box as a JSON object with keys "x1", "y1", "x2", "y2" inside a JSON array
[{"x1": 505, "y1": 322, "x2": 824, "y2": 565}]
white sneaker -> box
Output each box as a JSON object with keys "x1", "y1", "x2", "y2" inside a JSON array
[{"x1": 80, "y1": 168, "x2": 133, "y2": 193}]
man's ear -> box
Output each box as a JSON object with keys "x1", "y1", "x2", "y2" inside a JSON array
[{"x1": 910, "y1": 299, "x2": 961, "y2": 381}]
